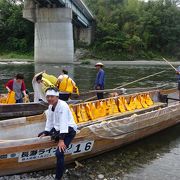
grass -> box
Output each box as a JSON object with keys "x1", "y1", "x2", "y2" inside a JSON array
[{"x1": 0, "y1": 51, "x2": 33, "y2": 61}]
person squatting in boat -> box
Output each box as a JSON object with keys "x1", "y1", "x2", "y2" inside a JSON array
[
  {"x1": 5, "y1": 74, "x2": 28, "y2": 103},
  {"x1": 38, "y1": 87, "x2": 77, "y2": 180}
]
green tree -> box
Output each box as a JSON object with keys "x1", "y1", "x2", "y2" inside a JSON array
[
  {"x1": 0, "y1": 0, "x2": 34, "y2": 52},
  {"x1": 84, "y1": 0, "x2": 180, "y2": 60}
]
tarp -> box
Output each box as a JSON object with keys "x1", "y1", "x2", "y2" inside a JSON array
[{"x1": 88, "y1": 103, "x2": 180, "y2": 139}]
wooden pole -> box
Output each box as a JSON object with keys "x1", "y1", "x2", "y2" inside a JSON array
[
  {"x1": 162, "y1": 57, "x2": 177, "y2": 72},
  {"x1": 88, "y1": 83, "x2": 169, "y2": 93},
  {"x1": 84, "y1": 70, "x2": 166, "y2": 102},
  {"x1": 113, "y1": 70, "x2": 166, "y2": 90}
]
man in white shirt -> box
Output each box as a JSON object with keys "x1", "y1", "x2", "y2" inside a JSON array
[{"x1": 38, "y1": 87, "x2": 77, "y2": 180}]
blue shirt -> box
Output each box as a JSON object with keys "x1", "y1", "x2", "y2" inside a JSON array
[
  {"x1": 177, "y1": 66, "x2": 180, "y2": 82},
  {"x1": 95, "y1": 69, "x2": 105, "y2": 89}
]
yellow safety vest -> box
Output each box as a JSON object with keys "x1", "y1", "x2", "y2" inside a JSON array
[
  {"x1": 145, "y1": 94, "x2": 154, "y2": 106},
  {"x1": 0, "y1": 91, "x2": 16, "y2": 104},
  {"x1": 58, "y1": 76, "x2": 79, "y2": 95},
  {"x1": 118, "y1": 97, "x2": 126, "y2": 113},
  {"x1": 41, "y1": 77, "x2": 54, "y2": 92},
  {"x1": 85, "y1": 103, "x2": 94, "y2": 120},
  {"x1": 42, "y1": 73, "x2": 58, "y2": 85},
  {"x1": 129, "y1": 96, "x2": 136, "y2": 110},
  {"x1": 69, "y1": 105, "x2": 78, "y2": 124}
]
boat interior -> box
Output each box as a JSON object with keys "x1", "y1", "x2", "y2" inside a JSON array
[{"x1": 0, "y1": 89, "x2": 179, "y2": 142}]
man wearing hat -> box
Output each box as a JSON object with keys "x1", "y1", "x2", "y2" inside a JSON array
[
  {"x1": 176, "y1": 66, "x2": 180, "y2": 99},
  {"x1": 38, "y1": 87, "x2": 77, "y2": 180},
  {"x1": 95, "y1": 62, "x2": 105, "y2": 99}
]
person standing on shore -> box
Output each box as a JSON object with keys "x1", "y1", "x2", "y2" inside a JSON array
[
  {"x1": 38, "y1": 87, "x2": 77, "y2": 180},
  {"x1": 176, "y1": 66, "x2": 180, "y2": 99},
  {"x1": 5, "y1": 74, "x2": 27, "y2": 103},
  {"x1": 95, "y1": 62, "x2": 105, "y2": 99}
]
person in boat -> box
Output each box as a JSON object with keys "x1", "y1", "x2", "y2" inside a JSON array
[
  {"x1": 5, "y1": 74, "x2": 27, "y2": 103},
  {"x1": 95, "y1": 62, "x2": 105, "y2": 99},
  {"x1": 176, "y1": 66, "x2": 180, "y2": 99},
  {"x1": 38, "y1": 87, "x2": 77, "y2": 180},
  {"x1": 32, "y1": 72, "x2": 58, "y2": 102},
  {"x1": 56, "y1": 68, "x2": 79, "y2": 101}
]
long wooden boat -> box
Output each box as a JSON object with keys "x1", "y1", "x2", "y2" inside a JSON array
[
  {"x1": 0, "y1": 89, "x2": 179, "y2": 176},
  {"x1": 0, "y1": 102, "x2": 48, "y2": 120},
  {"x1": 0, "y1": 89, "x2": 124, "y2": 119}
]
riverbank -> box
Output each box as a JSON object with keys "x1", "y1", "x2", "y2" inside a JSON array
[
  {"x1": 0, "y1": 48, "x2": 180, "y2": 66},
  {"x1": 82, "y1": 59, "x2": 180, "y2": 66},
  {"x1": 1, "y1": 48, "x2": 179, "y2": 66},
  {"x1": 0, "y1": 58, "x2": 33, "y2": 63},
  {"x1": 1, "y1": 58, "x2": 180, "y2": 66}
]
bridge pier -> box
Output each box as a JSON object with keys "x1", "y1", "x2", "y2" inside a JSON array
[
  {"x1": 23, "y1": 0, "x2": 94, "y2": 64},
  {"x1": 24, "y1": 4, "x2": 74, "y2": 63}
]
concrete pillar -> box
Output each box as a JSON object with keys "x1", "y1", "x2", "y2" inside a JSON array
[
  {"x1": 78, "y1": 27, "x2": 94, "y2": 45},
  {"x1": 23, "y1": 0, "x2": 36, "y2": 22},
  {"x1": 24, "y1": 5, "x2": 74, "y2": 63}
]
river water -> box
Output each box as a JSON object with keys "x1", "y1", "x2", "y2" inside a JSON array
[{"x1": 0, "y1": 62, "x2": 180, "y2": 180}]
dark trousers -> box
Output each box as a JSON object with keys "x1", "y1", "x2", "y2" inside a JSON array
[
  {"x1": 59, "y1": 94, "x2": 70, "y2": 101},
  {"x1": 55, "y1": 127, "x2": 76, "y2": 180},
  {"x1": 97, "y1": 92, "x2": 104, "y2": 99},
  {"x1": 16, "y1": 98, "x2": 23, "y2": 103}
]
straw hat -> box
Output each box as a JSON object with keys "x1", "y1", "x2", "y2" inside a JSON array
[{"x1": 95, "y1": 62, "x2": 104, "y2": 67}]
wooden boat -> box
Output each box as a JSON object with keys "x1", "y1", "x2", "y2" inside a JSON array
[
  {"x1": 0, "y1": 89, "x2": 123, "y2": 119},
  {"x1": 0, "y1": 102, "x2": 48, "y2": 120},
  {"x1": 0, "y1": 89, "x2": 179, "y2": 176}
]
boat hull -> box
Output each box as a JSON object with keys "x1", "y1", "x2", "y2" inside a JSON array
[
  {"x1": 0, "y1": 103, "x2": 180, "y2": 176},
  {"x1": 0, "y1": 103, "x2": 48, "y2": 120}
]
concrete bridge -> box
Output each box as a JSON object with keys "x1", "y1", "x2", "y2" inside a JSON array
[{"x1": 23, "y1": 0, "x2": 94, "y2": 63}]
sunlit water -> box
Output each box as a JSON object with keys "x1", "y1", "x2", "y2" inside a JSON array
[{"x1": 0, "y1": 62, "x2": 180, "y2": 179}]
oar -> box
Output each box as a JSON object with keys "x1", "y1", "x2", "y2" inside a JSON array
[
  {"x1": 84, "y1": 70, "x2": 166, "y2": 102},
  {"x1": 162, "y1": 57, "x2": 177, "y2": 72}
]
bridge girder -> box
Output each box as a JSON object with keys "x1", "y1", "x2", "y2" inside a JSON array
[{"x1": 33, "y1": 0, "x2": 94, "y2": 27}]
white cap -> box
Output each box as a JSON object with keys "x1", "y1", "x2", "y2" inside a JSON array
[
  {"x1": 46, "y1": 89, "x2": 59, "y2": 97},
  {"x1": 95, "y1": 62, "x2": 104, "y2": 67}
]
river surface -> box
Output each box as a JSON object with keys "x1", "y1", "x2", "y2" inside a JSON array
[{"x1": 0, "y1": 62, "x2": 180, "y2": 180}]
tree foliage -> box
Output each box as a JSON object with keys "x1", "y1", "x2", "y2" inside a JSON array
[
  {"x1": 0, "y1": 0, "x2": 180, "y2": 59},
  {"x1": 0, "y1": 0, "x2": 33, "y2": 52},
  {"x1": 85, "y1": 0, "x2": 180, "y2": 59}
]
